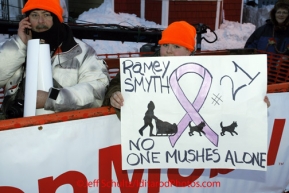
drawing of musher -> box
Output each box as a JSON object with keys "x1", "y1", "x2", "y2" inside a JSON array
[{"x1": 139, "y1": 101, "x2": 156, "y2": 136}]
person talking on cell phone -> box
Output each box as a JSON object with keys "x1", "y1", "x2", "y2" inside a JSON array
[{"x1": 0, "y1": 0, "x2": 109, "y2": 119}]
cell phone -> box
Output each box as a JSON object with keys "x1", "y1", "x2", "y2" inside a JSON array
[
  {"x1": 25, "y1": 28, "x2": 30, "y2": 35},
  {"x1": 24, "y1": 15, "x2": 30, "y2": 35}
]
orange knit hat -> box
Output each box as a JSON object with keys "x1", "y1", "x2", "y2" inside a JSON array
[
  {"x1": 158, "y1": 21, "x2": 197, "y2": 52},
  {"x1": 22, "y1": 0, "x2": 63, "y2": 23}
]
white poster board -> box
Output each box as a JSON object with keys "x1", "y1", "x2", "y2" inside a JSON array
[
  {"x1": 120, "y1": 55, "x2": 268, "y2": 170},
  {"x1": 25, "y1": 39, "x2": 53, "y2": 116}
]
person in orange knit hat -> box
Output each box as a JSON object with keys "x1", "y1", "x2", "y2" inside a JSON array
[
  {"x1": 103, "y1": 20, "x2": 270, "y2": 120},
  {"x1": 102, "y1": 21, "x2": 198, "y2": 119},
  {"x1": 0, "y1": 0, "x2": 109, "y2": 119}
]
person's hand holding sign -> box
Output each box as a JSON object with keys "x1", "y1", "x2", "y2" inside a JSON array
[{"x1": 110, "y1": 91, "x2": 124, "y2": 109}]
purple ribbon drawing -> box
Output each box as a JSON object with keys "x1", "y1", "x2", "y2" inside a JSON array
[{"x1": 169, "y1": 63, "x2": 219, "y2": 147}]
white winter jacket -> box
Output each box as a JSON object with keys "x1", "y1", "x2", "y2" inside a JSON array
[{"x1": 0, "y1": 35, "x2": 109, "y2": 112}]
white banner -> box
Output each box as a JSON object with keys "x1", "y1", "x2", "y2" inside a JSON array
[
  {"x1": 0, "y1": 92, "x2": 288, "y2": 193},
  {"x1": 120, "y1": 55, "x2": 268, "y2": 170}
]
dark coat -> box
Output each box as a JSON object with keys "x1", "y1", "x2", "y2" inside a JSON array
[{"x1": 245, "y1": 20, "x2": 289, "y2": 55}]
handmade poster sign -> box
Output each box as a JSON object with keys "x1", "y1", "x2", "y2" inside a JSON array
[{"x1": 120, "y1": 55, "x2": 268, "y2": 171}]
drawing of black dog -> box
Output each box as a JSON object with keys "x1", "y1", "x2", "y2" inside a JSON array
[
  {"x1": 155, "y1": 117, "x2": 177, "y2": 136},
  {"x1": 188, "y1": 121, "x2": 206, "y2": 136},
  {"x1": 220, "y1": 121, "x2": 238, "y2": 136}
]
